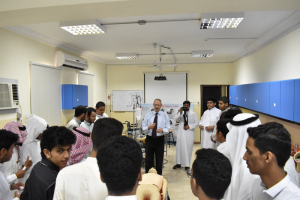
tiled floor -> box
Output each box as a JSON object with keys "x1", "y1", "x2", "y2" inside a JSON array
[{"x1": 162, "y1": 144, "x2": 201, "y2": 200}]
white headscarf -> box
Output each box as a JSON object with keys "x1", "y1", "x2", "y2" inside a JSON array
[
  {"x1": 224, "y1": 113, "x2": 261, "y2": 200},
  {"x1": 23, "y1": 114, "x2": 48, "y2": 146}
]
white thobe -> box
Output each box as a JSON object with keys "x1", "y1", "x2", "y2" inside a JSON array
[
  {"x1": 212, "y1": 107, "x2": 230, "y2": 142},
  {"x1": 284, "y1": 156, "x2": 300, "y2": 187},
  {"x1": 199, "y1": 107, "x2": 221, "y2": 149},
  {"x1": 66, "y1": 117, "x2": 81, "y2": 131},
  {"x1": 216, "y1": 142, "x2": 230, "y2": 161},
  {"x1": 105, "y1": 195, "x2": 137, "y2": 200},
  {"x1": 0, "y1": 166, "x2": 19, "y2": 200},
  {"x1": 95, "y1": 113, "x2": 108, "y2": 121},
  {"x1": 54, "y1": 157, "x2": 108, "y2": 200},
  {"x1": 252, "y1": 175, "x2": 300, "y2": 200},
  {"x1": 175, "y1": 111, "x2": 199, "y2": 167},
  {"x1": 80, "y1": 120, "x2": 94, "y2": 133}
]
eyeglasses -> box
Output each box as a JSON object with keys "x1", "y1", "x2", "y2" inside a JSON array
[{"x1": 187, "y1": 170, "x2": 201, "y2": 186}]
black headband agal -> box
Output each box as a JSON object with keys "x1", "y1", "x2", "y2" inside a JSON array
[
  {"x1": 73, "y1": 127, "x2": 90, "y2": 137},
  {"x1": 230, "y1": 114, "x2": 259, "y2": 126},
  {"x1": 18, "y1": 126, "x2": 26, "y2": 131}
]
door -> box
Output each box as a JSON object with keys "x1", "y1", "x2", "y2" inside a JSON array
[{"x1": 201, "y1": 85, "x2": 222, "y2": 116}]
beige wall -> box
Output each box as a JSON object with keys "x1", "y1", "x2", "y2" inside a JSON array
[
  {"x1": 0, "y1": 28, "x2": 106, "y2": 127},
  {"x1": 232, "y1": 27, "x2": 300, "y2": 145},
  {"x1": 107, "y1": 63, "x2": 234, "y2": 142}
]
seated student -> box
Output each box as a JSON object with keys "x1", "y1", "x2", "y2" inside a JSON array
[
  {"x1": 80, "y1": 107, "x2": 96, "y2": 133},
  {"x1": 20, "y1": 126, "x2": 76, "y2": 200},
  {"x1": 54, "y1": 118, "x2": 123, "y2": 200},
  {"x1": 19, "y1": 114, "x2": 48, "y2": 184},
  {"x1": 97, "y1": 136, "x2": 143, "y2": 200},
  {"x1": 199, "y1": 97, "x2": 221, "y2": 149},
  {"x1": 1, "y1": 122, "x2": 32, "y2": 187},
  {"x1": 0, "y1": 130, "x2": 26, "y2": 200},
  {"x1": 244, "y1": 122, "x2": 300, "y2": 200},
  {"x1": 95, "y1": 101, "x2": 108, "y2": 121},
  {"x1": 215, "y1": 118, "x2": 231, "y2": 160},
  {"x1": 189, "y1": 149, "x2": 232, "y2": 200},
  {"x1": 66, "y1": 105, "x2": 87, "y2": 131}
]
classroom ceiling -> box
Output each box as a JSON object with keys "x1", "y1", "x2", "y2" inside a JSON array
[{"x1": 1, "y1": 0, "x2": 300, "y2": 64}]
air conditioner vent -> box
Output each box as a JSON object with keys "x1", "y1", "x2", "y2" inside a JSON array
[
  {"x1": 12, "y1": 84, "x2": 19, "y2": 101},
  {"x1": 0, "y1": 84, "x2": 12, "y2": 108},
  {"x1": 62, "y1": 64, "x2": 85, "y2": 70}
]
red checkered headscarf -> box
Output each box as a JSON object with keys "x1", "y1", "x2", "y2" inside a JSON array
[
  {"x1": 2, "y1": 121, "x2": 28, "y2": 161},
  {"x1": 67, "y1": 127, "x2": 93, "y2": 166},
  {"x1": 3, "y1": 121, "x2": 28, "y2": 143}
]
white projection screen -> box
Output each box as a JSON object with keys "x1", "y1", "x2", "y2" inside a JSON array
[{"x1": 144, "y1": 73, "x2": 187, "y2": 104}]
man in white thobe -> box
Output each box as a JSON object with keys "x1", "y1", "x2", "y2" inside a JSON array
[
  {"x1": 223, "y1": 113, "x2": 261, "y2": 200},
  {"x1": 80, "y1": 107, "x2": 96, "y2": 133},
  {"x1": 19, "y1": 114, "x2": 48, "y2": 184},
  {"x1": 173, "y1": 101, "x2": 199, "y2": 171},
  {"x1": 66, "y1": 105, "x2": 86, "y2": 131},
  {"x1": 199, "y1": 97, "x2": 221, "y2": 149}
]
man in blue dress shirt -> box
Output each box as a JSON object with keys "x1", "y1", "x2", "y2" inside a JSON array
[{"x1": 142, "y1": 99, "x2": 170, "y2": 175}]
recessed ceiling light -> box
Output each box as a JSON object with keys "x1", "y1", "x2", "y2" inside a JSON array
[
  {"x1": 191, "y1": 51, "x2": 214, "y2": 58},
  {"x1": 60, "y1": 19, "x2": 107, "y2": 35},
  {"x1": 200, "y1": 12, "x2": 244, "y2": 29},
  {"x1": 116, "y1": 53, "x2": 139, "y2": 60}
]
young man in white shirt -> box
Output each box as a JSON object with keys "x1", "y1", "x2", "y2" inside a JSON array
[
  {"x1": 66, "y1": 105, "x2": 87, "y2": 131},
  {"x1": 173, "y1": 100, "x2": 199, "y2": 171},
  {"x1": 189, "y1": 149, "x2": 232, "y2": 200},
  {"x1": 215, "y1": 118, "x2": 231, "y2": 160},
  {"x1": 0, "y1": 130, "x2": 25, "y2": 200},
  {"x1": 199, "y1": 97, "x2": 221, "y2": 149},
  {"x1": 54, "y1": 118, "x2": 124, "y2": 200},
  {"x1": 80, "y1": 107, "x2": 96, "y2": 133},
  {"x1": 243, "y1": 122, "x2": 300, "y2": 200},
  {"x1": 95, "y1": 101, "x2": 108, "y2": 121},
  {"x1": 97, "y1": 136, "x2": 143, "y2": 200}
]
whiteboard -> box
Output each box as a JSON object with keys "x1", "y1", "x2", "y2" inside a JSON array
[
  {"x1": 145, "y1": 73, "x2": 187, "y2": 104},
  {"x1": 112, "y1": 90, "x2": 143, "y2": 111},
  {"x1": 31, "y1": 63, "x2": 62, "y2": 126}
]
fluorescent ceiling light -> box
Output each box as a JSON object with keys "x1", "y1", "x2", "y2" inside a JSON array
[
  {"x1": 200, "y1": 12, "x2": 244, "y2": 29},
  {"x1": 192, "y1": 51, "x2": 214, "y2": 58},
  {"x1": 60, "y1": 20, "x2": 107, "y2": 35},
  {"x1": 116, "y1": 53, "x2": 138, "y2": 60}
]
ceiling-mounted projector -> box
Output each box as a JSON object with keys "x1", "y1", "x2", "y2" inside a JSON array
[{"x1": 154, "y1": 75, "x2": 167, "y2": 81}]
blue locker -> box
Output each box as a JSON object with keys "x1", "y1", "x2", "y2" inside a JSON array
[
  {"x1": 62, "y1": 84, "x2": 88, "y2": 109},
  {"x1": 269, "y1": 81, "x2": 281, "y2": 118},
  {"x1": 241, "y1": 84, "x2": 249, "y2": 108},
  {"x1": 257, "y1": 82, "x2": 270, "y2": 114},
  {"x1": 235, "y1": 85, "x2": 242, "y2": 106},
  {"x1": 229, "y1": 86, "x2": 236, "y2": 105},
  {"x1": 248, "y1": 83, "x2": 257, "y2": 110},
  {"x1": 294, "y1": 79, "x2": 300, "y2": 123},
  {"x1": 280, "y1": 80, "x2": 295, "y2": 121}
]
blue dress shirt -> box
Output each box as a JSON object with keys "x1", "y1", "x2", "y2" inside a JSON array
[{"x1": 142, "y1": 111, "x2": 170, "y2": 137}]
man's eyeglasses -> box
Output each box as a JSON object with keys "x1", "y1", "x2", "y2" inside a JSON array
[{"x1": 187, "y1": 170, "x2": 201, "y2": 186}]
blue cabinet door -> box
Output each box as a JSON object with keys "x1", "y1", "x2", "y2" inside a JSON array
[
  {"x1": 280, "y1": 80, "x2": 295, "y2": 121},
  {"x1": 294, "y1": 79, "x2": 300, "y2": 123},
  {"x1": 270, "y1": 81, "x2": 281, "y2": 118},
  {"x1": 235, "y1": 85, "x2": 242, "y2": 106},
  {"x1": 248, "y1": 84, "x2": 255, "y2": 110},
  {"x1": 73, "y1": 85, "x2": 88, "y2": 108},
  {"x1": 241, "y1": 84, "x2": 249, "y2": 108},
  {"x1": 229, "y1": 86, "x2": 236, "y2": 105},
  {"x1": 257, "y1": 82, "x2": 270, "y2": 114},
  {"x1": 62, "y1": 85, "x2": 73, "y2": 109}
]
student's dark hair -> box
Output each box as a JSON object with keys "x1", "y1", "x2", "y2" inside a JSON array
[
  {"x1": 96, "y1": 101, "x2": 106, "y2": 109},
  {"x1": 247, "y1": 122, "x2": 291, "y2": 168},
  {"x1": 86, "y1": 107, "x2": 96, "y2": 117},
  {"x1": 40, "y1": 126, "x2": 76, "y2": 159},
  {"x1": 183, "y1": 101, "x2": 191, "y2": 106},
  {"x1": 216, "y1": 119, "x2": 230, "y2": 139},
  {"x1": 192, "y1": 149, "x2": 232, "y2": 199},
  {"x1": 97, "y1": 136, "x2": 142, "y2": 195},
  {"x1": 219, "y1": 96, "x2": 229, "y2": 104},
  {"x1": 206, "y1": 97, "x2": 217, "y2": 103},
  {"x1": 74, "y1": 105, "x2": 87, "y2": 117},
  {"x1": 0, "y1": 130, "x2": 19, "y2": 150},
  {"x1": 92, "y1": 118, "x2": 123, "y2": 151},
  {"x1": 222, "y1": 107, "x2": 242, "y2": 120}
]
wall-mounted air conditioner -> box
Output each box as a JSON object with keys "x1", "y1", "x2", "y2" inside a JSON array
[
  {"x1": 0, "y1": 78, "x2": 19, "y2": 110},
  {"x1": 55, "y1": 51, "x2": 88, "y2": 71}
]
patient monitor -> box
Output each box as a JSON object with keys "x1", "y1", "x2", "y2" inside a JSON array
[{"x1": 136, "y1": 168, "x2": 168, "y2": 200}]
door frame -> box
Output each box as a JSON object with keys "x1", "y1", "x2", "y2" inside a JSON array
[{"x1": 200, "y1": 85, "x2": 223, "y2": 116}]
